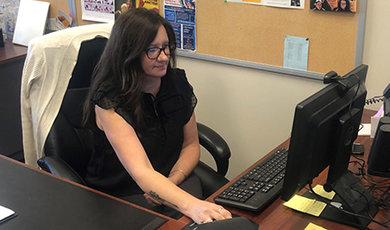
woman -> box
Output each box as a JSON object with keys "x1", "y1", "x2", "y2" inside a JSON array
[{"x1": 82, "y1": 8, "x2": 231, "y2": 224}]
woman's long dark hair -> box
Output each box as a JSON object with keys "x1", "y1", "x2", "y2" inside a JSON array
[{"x1": 82, "y1": 8, "x2": 177, "y2": 130}]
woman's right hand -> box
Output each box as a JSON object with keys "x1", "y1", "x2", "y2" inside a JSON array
[{"x1": 184, "y1": 200, "x2": 232, "y2": 224}]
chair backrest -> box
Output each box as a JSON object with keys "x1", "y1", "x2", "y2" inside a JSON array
[{"x1": 43, "y1": 36, "x2": 107, "y2": 178}]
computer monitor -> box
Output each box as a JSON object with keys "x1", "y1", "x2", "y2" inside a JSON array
[{"x1": 281, "y1": 64, "x2": 378, "y2": 228}]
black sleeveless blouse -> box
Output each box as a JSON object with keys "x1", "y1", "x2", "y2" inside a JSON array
[{"x1": 84, "y1": 68, "x2": 197, "y2": 196}]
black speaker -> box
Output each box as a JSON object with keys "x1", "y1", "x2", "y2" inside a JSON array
[
  {"x1": 372, "y1": 116, "x2": 390, "y2": 140},
  {"x1": 378, "y1": 116, "x2": 390, "y2": 127},
  {"x1": 367, "y1": 124, "x2": 390, "y2": 177},
  {"x1": 384, "y1": 84, "x2": 390, "y2": 116},
  {"x1": 0, "y1": 28, "x2": 4, "y2": 47}
]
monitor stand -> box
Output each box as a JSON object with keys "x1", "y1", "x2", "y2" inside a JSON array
[{"x1": 304, "y1": 170, "x2": 378, "y2": 229}]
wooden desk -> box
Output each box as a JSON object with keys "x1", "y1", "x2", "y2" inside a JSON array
[
  {"x1": 0, "y1": 155, "x2": 186, "y2": 230},
  {"x1": 178, "y1": 109, "x2": 390, "y2": 229},
  {"x1": 0, "y1": 40, "x2": 27, "y2": 64},
  {"x1": 1, "y1": 109, "x2": 387, "y2": 230},
  {"x1": 0, "y1": 40, "x2": 27, "y2": 161}
]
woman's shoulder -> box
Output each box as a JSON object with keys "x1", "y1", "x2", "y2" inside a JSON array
[
  {"x1": 167, "y1": 68, "x2": 190, "y2": 86},
  {"x1": 167, "y1": 68, "x2": 197, "y2": 106},
  {"x1": 92, "y1": 80, "x2": 121, "y2": 109},
  {"x1": 170, "y1": 67, "x2": 186, "y2": 78}
]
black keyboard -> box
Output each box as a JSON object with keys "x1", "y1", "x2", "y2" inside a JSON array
[{"x1": 214, "y1": 148, "x2": 288, "y2": 212}]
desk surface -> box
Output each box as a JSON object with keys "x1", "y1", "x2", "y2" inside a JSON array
[
  {"x1": 0, "y1": 40, "x2": 27, "y2": 64},
  {"x1": 0, "y1": 156, "x2": 187, "y2": 230},
  {"x1": 1, "y1": 109, "x2": 388, "y2": 230},
  {"x1": 178, "y1": 109, "x2": 390, "y2": 230}
]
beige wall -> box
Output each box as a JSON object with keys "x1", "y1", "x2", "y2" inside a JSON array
[
  {"x1": 178, "y1": 58, "x2": 323, "y2": 180},
  {"x1": 363, "y1": 0, "x2": 390, "y2": 104},
  {"x1": 177, "y1": 0, "x2": 390, "y2": 180}
]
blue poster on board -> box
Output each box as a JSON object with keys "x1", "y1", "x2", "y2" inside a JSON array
[{"x1": 164, "y1": 1, "x2": 196, "y2": 51}]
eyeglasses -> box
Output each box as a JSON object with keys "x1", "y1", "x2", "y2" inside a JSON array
[{"x1": 145, "y1": 46, "x2": 172, "y2": 60}]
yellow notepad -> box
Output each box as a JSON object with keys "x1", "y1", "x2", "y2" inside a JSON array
[
  {"x1": 304, "y1": 222, "x2": 327, "y2": 230},
  {"x1": 312, "y1": 185, "x2": 336, "y2": 200},
  {"x1": 283, "y1": 194, "x2": 327, "y2": 217},
  {"x1": 283, "y1": 184, "x2": 336, "y2": 217}
]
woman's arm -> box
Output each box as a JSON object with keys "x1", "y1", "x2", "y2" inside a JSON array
[
  {"x1": 146, "y1": 113, "x2": 199, "y2": 205},
  {"x1": 168, "y1": 113, "x2": 200, "y2": 185},
  {"x1": 94, "y1": 105, "x2": 231, "y2": 224}
]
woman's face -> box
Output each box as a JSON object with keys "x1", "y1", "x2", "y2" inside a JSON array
[
  {"x1": 340, "y1": 0, "x2": 346, "y2": 9},
  {"x1": 141, "y1": 25, "x2": 170, "y2": 80},
  {"x1": 315, "y1": 1, "x2": 322, "y2": 9}
]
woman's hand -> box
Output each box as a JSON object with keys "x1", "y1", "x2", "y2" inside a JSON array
[
  {"x1": 144, "y1": 192, "x2": 232, "y2": 225},
  {"x1": 184, "y1": 200, "x2": 232, "y2": 224}
]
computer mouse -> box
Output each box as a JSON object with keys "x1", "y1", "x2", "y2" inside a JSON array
[{"x1": 181, "y1": 216, "x2": 259, "y2": 230}]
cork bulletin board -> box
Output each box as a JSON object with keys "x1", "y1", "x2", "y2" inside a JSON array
[
  {"x1": 38, "y1": 0, "x2": 90, "y2": 26},
  {"x1": 41, "y1": 0, "x2": 365, "y2": 76},
  {"x1": 194, "y1": 0, "x2": 362, "y2": 75}
]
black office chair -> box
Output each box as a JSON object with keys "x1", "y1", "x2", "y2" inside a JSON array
[{"x1": 37, "y1": 37, "x2": 231, "y2": 198}]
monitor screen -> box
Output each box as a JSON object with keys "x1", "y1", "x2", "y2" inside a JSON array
[{"x1": 281, "y1": 64, "x2": 378, "y2": 228}]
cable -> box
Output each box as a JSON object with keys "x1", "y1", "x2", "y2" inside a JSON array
[
  {"x1": 308, "y1": 183, "x2": 390, "y2": 229},
  {"x1": 365, "y1": 96, "x2": 384, "y2": 105},
  {"x1": 364, "y1": 176, "x2": 390, "y2": 213},
  {"x1": 350, "y1": 154, "x2": 366, "y2": 176},
  {"x1": 349, "y1": 155, "x2": 390, "y2": 215}
]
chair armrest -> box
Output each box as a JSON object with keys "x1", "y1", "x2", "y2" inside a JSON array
[
  {"x1": 37, "y1": 155, "x2": 86, "y2": 185},
  {"x1": 194, "y1": 161, "x2": 229, "y2": 198},
  {"x1": 197, "y1": 122, "x2": 231, "y2": 176}
]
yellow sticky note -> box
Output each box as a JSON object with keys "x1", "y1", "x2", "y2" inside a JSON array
[
  {"x1": 283, "y1": 195, "x2": 327, "y2": 217},
  {"x1": 313, "y1": 185, "x2": 335, "y2": 200},
  {"x1": 304, "y1": 222, "x2": 327, "y2": 230}
]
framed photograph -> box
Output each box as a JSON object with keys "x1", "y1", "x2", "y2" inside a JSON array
[{"x1": 311, "y1": 0, "x2": 356, "y2": 12}]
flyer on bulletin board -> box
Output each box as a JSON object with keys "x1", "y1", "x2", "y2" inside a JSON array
[
  {"x1": 115, "y1": 0, "x2": 159, "y2": 13},
  {"x1": 283, "y1": 35, "x2": 309, "y2": 71},
  {"x1": 135, "y1": 0, "x2": 159, "y2": 12},
  {"x1": 311, "y1": 0, "x2": 356, "y2": 12},
  {"x1": 264, "y1": 0, "x2": 305, "y2": 9},
  {"x1": 226, "y1": 0, "x2": 262, "y2": 5},
  {"x1": 226, "y1": 0, "x2": 305, "y2": 9},
  {"x1": 164, "y1": 0, "x2": 196, "y2": 51},
  {"x1": 80, "y1": 0, "x2": 115, "y2": 23}
]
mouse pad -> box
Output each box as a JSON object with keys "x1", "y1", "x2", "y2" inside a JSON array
[{"x1": 181, "y1": 216, "x2": 259, "y2": 230}]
